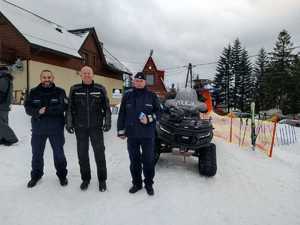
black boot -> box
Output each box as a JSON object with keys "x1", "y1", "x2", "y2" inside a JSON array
[
  {"x1": 99, "y1": 181, "x2": 107, "y2": 192},
  {"x1": 145, "y1": 185, "x2": 154, "y2": 196},
  {"x1": 27, "y1": 178, "x2": 41, "y2": 188},
  {"x1": 80, "y1": 180, "x2": 90, "y2": 190},
  {"x1": 129, "y1": 184, "x2": 142, "y2": 194},
  {"x1": 59, "y1": 177, "x2": 68, "y2": 186},
  {"x1": 2, "y1": 139, "x2": 18, "y2": 146}
]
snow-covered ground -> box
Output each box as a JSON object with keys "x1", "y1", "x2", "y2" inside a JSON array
[{"x1": 1, "y1": 106, "x2": 300, "y2": 225}]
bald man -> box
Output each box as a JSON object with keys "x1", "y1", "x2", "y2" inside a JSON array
[
  {"x1": 66, "y1": 66, "x2": 111, "y2": 192},
  {"x1": 25, "y1": 70, "x2": 68, "y2": 188}
]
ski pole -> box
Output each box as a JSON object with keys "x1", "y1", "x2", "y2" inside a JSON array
[
  {"x1": 242, "y1": 118, "x2": 249, "y2": 146},
  {"x1": 250, "y1": 102, "x2": 256, "y2": 150},
  {"x1": 254, "y1": 119, "x2": 263, "y2": 146},
  {"x1": 239, "y1": 117, "x2": 243, "y2": 146}
]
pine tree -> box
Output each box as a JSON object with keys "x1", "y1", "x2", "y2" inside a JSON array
[
  {"x1": 265, "y1": 30, "x2": 295, "y2": 112},
  {"x1": 237, "y1": 49, "x2": 253, "y2": 112},
  {"x1": 294, "y1": 56, "x2": 300, "y2": 114},
  {"x1": 284, "y1": 55, "x2": 300, "y2": 115},
  {"x1": 232, "y1": 39, "x2": 243, "y2": 109},
  {"x1": 253, "y1": 48, "x2": 269, "y2": 112},
  {"x1": 214, "y1": 45, "x2": 233, "y2": 113}
]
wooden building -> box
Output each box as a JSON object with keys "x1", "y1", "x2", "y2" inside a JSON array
[
  {"x1": 142, "y1": 52, "x2": 167, "y2": 98},
  {"x1": 0, "y1": 0, "x2": 131, "y2": 104}
]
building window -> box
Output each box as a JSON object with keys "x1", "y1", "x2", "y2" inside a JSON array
[
  {"x1": 146, "y1": 74, "x2": 155, "y2": 85},
  {"x1": 82, "y1": 52, "x2": 89, "y2": 65},
  {"x1": 93, "y1": 55, "x2": 97, "y2": 66}
]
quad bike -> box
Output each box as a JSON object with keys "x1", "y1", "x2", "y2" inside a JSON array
[{"x1": 155, "y1": 87, "x2": 217, "y2": 177}]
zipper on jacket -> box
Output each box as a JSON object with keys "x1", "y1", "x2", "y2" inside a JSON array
[{"x1": 86, "y1": 86, "x2": 90, "y2": 128}]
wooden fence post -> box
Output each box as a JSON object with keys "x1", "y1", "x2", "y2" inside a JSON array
[{"x1": 269, "y1": 120, "x2": 278, "y2": 158}]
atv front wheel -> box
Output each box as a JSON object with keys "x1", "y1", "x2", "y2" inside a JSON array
[{"x1": 198, "y1": 143, "x2": 217, "y2": 177}]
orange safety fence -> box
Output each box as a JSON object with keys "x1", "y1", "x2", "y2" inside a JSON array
[{"x1": 201, "y1": 112, "x2": 277, "y2": 157}]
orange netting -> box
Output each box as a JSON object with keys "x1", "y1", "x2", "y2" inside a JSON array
[{"x1": 201, "y1": 112, "x2": 277, "y2": 157}]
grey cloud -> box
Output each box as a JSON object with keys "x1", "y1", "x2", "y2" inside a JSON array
[{"x1": 10, "y1": 0, "x2": 300, "y2": 84}]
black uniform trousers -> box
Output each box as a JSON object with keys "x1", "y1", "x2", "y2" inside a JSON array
[
  {"x1": 127, "y1": 137, "x2": 155, "y2": 186},
  {"x1": 75, "y1": 127, "x2": 107, "y2": 183},
  {"x1": 31, "y1": 132, "x2": 67, "y2": 180}
]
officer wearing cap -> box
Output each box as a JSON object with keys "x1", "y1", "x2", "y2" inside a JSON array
[{"x1": 117, "y1": 72, "x2": 160, "y2": 196}]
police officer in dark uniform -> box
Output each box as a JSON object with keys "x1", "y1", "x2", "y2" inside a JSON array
[
  {"x1": 66, "y1": 66, "x2": 111, "y2": 192},
  {"x1": 117, "y1": 72, "x2": 160, "y2": 196},
  {"x1": 25, "y1": 70, "x2": 68, "y2": 188}
]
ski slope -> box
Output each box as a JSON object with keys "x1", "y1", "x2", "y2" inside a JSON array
[{"x1": 0, "y1": 106, "x2": 299, "y2": 225}]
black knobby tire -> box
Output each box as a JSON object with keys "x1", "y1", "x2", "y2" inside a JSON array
[{"x1": 198, "y1": 143, "x2": 217, "y2": 177}]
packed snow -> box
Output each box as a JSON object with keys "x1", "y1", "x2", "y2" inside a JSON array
[{"x1": 0, "y1": 106, "x2": 300, "y2": 225}]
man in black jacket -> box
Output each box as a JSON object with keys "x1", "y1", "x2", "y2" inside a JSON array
[
  {"x1": 25, "y1": 70, "x2": 68, "y2": 188},
  {"x1": 66, "y1": 66, "x2": 111, "y2": 192},
  {"x1": 0, "y1": 66, "x2": 18, "y2": 146},
  {"x1": 117, "y1": 72, "x2": 160, "y2": 196}
]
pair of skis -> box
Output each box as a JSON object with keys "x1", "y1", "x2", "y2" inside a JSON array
[
  {"x1": 239, "y1": 117, "x2": 250, "y2": 147},
  {"x1": 238, "y1": 102, "x2": 257, "y2": 150}
]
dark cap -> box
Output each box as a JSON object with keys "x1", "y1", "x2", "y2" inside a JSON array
[{"x1": 134, "y1": 72, "x2": 146, "y2": 80}]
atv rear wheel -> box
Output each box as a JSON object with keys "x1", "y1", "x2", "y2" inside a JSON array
[{"x1": 198, "y1": 143, "x2": 217, "y2": 177}]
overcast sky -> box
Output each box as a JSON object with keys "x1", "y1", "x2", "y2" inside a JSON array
[{"x1": 9, "y1": 0, "x2": 300, "y2": 85}]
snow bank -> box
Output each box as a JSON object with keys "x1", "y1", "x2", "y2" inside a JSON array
[{"x1": 0, "y1": 106, "x2": 299, "y2": 225}]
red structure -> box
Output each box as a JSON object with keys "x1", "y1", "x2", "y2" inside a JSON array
[{"x1": 142, "y1": 53, "x2": 167, "y2": 98}]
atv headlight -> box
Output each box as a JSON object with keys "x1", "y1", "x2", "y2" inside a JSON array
[
  {"x1": 160, "y1": 125, "x2": 171, "y2": 134},
  {"x1": 198, "y1": 132, "x2": 211, "y2": 139}
]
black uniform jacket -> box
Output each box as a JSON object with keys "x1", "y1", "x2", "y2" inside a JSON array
[
  {"x1": 25, "y1": 83, "x2": 66, "y2": 135},
  {"x1": 67, "y1": 81, "x2": 111, "y2": 129},
  {"x1": 117, "y1": 88, "x2": 161, "y2": 138}
]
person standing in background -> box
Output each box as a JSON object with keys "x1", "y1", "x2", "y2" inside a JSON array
[{"x1": 0, "y1": 66, "x2": 18, "y2": 146}]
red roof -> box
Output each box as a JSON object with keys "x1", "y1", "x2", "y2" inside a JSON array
[{"x1": 142, "y1": 55, "x2": 167, "y2": 97}]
